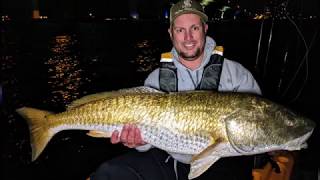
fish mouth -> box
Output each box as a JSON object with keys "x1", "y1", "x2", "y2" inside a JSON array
[{"x1": 282, "y1": 129, "x2": 314, "y2": 150}]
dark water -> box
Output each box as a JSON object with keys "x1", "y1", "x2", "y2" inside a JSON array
[{"x1": 1, "y1": 19, "x2": 319, "y2": 180}]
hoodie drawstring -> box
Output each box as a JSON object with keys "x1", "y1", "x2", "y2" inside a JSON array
[
  {"x1": 186, "y1": 69, "x2": 200, "y2": 89},
  {"x1": 165, "y1": 155, "x2": 179, "y2": 180}
]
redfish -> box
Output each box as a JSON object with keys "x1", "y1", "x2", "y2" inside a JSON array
[{"x1": 16, "y1": 86, "x2": 315, "y2": 179}]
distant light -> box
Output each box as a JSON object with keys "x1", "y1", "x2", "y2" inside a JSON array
[
  {"x1": 220, "y1": 6, "x2": 231, "y2": 12},
  {"x1": 164, "y1": 10, "x2": 169, "y2": 19},
  {"x1": 88, "y1": 10, "x2": 95, "y2": 18},
  {"x1": 1, "y1": 15, "x2": 11, "y2": 22},
  {"x1": 32, "y1": 10, "x2": 40, "y2": 19},
  {"x1": 253, "y1": 14, "x2": 264, "y2": 20},
  {"x1": 219, "y1": 6, "x2": 231, "y2": 19},
  {"x1": 201, "y1": 0, "x2": 214, "y2": 6},
  {"x1": 130, "y1": 11, "x2": 139, "y2": 19}
]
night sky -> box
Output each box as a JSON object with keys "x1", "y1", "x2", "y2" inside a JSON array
[
  {"x1": 1, "y1": 0, "x2": 319, "y2": 21},
  {"x1": 1, "y1": 0, "x2": 170, "y2": 20}
]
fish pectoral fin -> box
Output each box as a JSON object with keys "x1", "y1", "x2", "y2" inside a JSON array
[
  {"x1": 191, "y1": 138, "x2": 220, "y2": 162},
  {"x1": 189, "y1": 142, "x2": 221, "y2": 179},
  {"x1": 86, "y1": 130, "x2": 111, "y2": 138},
  {"x1": 189, "y1": 153, "x2": 220, "y2": 179}
]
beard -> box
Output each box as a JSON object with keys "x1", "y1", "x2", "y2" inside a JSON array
[{"x1": 178, "y1": 48, "x2": 202, "y2": 61}]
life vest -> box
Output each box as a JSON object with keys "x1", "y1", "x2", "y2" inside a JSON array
[{"x1": 159, "y1": 46, "x2": 224, "y2": 92}]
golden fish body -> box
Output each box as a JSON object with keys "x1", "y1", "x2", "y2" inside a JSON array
[{"x1": 16, "y1": 86, "x2": 315, "y2": 179}]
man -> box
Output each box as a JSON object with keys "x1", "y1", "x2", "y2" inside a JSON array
[{"x1": 91, "y1": 0, "x2": 261, "y2": 179}]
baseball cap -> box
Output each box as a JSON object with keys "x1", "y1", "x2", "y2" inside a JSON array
[{"x1": 170, "y1": 0, "x2": 208, "y2": 24}]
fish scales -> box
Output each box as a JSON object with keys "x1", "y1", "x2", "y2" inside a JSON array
[
  {"x1": 47, "y1": 92, "x2": 212, "y2": 154},
  {"x1": 16, "y1": 86, "x2": 315, "y2": 179}
]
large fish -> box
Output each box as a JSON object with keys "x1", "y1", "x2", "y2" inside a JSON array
[{"x1": 16, "y1": 86, "x2": 315, "y2": 179}]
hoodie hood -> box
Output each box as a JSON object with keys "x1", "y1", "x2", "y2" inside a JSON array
[{"x1": 171, "y1": 36, "x2": 217, "y2": 71}]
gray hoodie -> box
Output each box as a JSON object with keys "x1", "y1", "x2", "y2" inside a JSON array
[
  {"x1": 145, "y1": 36, "x2": 261, "y2": 94},
  {"x1": 138, "y1": 36, "x2": 261, "y2": 163}
]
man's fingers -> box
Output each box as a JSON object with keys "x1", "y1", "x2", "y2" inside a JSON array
[
  {"x1": 127, "y1": 125, "x2": 135, "y2": 145},
  {"x1": 120, "y1": 125, "x2": 129, "y2": 142},
  {"x1": 110, "y1": 130, "x2": 120, "y2": 144},
  {"x1": 113, "y1": 124, "x2": 145, "y2": 148}
]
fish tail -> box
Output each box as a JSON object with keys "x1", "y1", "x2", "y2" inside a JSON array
[{"x1": 16, "y1": 107, "x2": 54, "y2": 161}]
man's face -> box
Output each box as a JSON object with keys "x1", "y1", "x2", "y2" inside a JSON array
[{"x1": 169, "y1": 13, "x2": 208, "y2": 61}]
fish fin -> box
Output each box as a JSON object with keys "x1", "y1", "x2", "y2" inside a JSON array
[
  {"x1": 66, "y1": 91, "x2": 117, "y2": 110},
  {"x1": 67, "y1": 86, "x2": 163, "y2": 110},
  {"x1": 189, "y1": 143, "x2": 221, "y2": 179},
  {"x1": 16, "y1": 107, "x2": 54, "y2": 161},
  {"x1": 86, "y1": 130, "x2": 112, "y2": 138},
  {"x1": 191, "y1": 138, "x2": 220, "y2": 162},
  {"x1": 118, "y1": 86, "x2": 163, "y2": 94}
]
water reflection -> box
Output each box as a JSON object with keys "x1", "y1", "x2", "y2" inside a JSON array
[
  {"x1": 45, "y1": 35, "x2": 84, "y2": 106},
  {"x1": 1, "y1": 55, "x2": 15, "y2": 70},
  {"x1": 131, "y1": 39, "x2": 161, "y2": 73},
  {"x1": 1, "y1": 53, "x2": 17, "y2": 106}
]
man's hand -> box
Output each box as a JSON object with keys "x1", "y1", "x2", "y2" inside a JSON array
[{"x1": 111, "y1": 124, "x2": 146, "y2": 148}]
